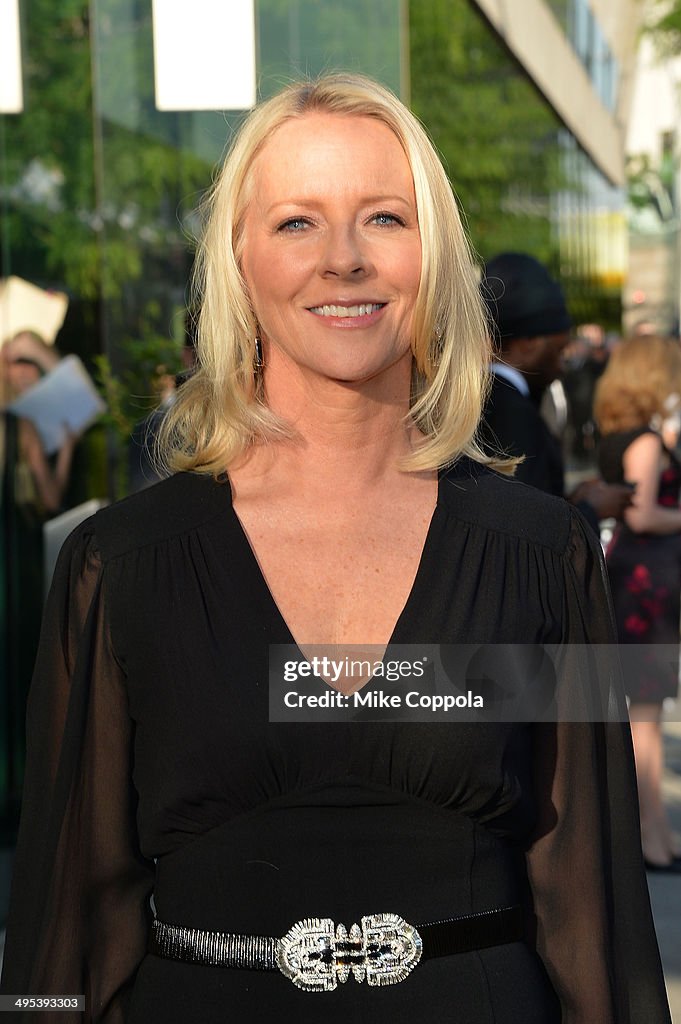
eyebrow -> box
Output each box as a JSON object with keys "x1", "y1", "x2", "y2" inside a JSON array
[{"x1": 265, "y1": 194, "x2": 415, "y2": 215}]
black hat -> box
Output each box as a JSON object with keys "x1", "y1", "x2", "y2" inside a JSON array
[{"x1": 480, "y1": 252, "x2": 571, "y2": 344}]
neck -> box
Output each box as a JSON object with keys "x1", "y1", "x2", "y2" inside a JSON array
[{"x1": 234, "y1": 348, "x2": 426, "y2": 494}]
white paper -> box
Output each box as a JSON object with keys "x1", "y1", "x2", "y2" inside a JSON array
[
  {"x1": 7, "y1": 355, "x2": 106, "y2": 454},
  {"x1": 0, "y1": 276, "x2": 68, "y2": 346}
]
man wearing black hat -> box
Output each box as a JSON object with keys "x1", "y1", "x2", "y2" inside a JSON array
[{"x1": 480, "y1": 252, "x2": 632, "y2": 525}]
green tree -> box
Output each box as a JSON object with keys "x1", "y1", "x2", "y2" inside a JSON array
[
  {"x1": 409, "y1": 0, "x2": 569, "y2": 265},
  {"x1": 409, "y1": 0, "x2": 622, "y2": 327},
  {"x1": 2, "y1": 1, "x2": 96, "y2": 297},
  {"x1": 2, "y1": 0, "x2": 216, "y2": 497},
  {"x1": 627, "y1": 3, "x2": 681, "y2": 230},
  {"x1": 646, "y1": 0, "x2": 681, "y2": 55},
  {"x1": 2, "y1": 0, "x2": 212, "y2": 305}
]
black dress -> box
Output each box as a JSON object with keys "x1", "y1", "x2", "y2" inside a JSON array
[
  {"x1": 0, "y1": 461, "x2": 670, "y2": 1023},
  {"x1": 599, "y1": 427, "x2": 681, "y2": 703}
]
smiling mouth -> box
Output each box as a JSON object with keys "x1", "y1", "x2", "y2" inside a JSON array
[{"x1": 308, "y1": 303, "x2": 386, "y2": 318}]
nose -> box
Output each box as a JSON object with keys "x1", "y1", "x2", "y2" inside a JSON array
[{"x1": 318, "y1": 224, "x2": 372, "y2": 279}]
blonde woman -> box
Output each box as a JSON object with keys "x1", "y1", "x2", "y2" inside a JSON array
[
  {"x1": 1, "y1": 76, "x2": 670, "y2": 1023},
  {"x1": 596, "y1": 335, "x2": 681, "y2": 872}
]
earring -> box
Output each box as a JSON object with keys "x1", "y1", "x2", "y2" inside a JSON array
[
  {"x1": 254, "y1": 335, "x2": 264, "y2": 370},
  {"x1": 433, "y1": 324, "x2": 444, "y2": 352}
]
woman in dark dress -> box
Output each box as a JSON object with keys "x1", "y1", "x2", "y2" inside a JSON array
[
  {"x1": 596, "y1": 334, "x2": 681, "y2": 872},
  {"x1": 0, "y1": 75, "x2": 671, "y2": 1022}
]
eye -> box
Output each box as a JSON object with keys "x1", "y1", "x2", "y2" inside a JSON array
[
  {"x1": 370, "y1": 211, "x2": 406, "y2": 227},
  {"x1": 276, "y1": 217, "x2": 313, "y2": 233}
]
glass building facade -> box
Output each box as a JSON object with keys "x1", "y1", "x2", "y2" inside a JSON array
[
  {"x1": 549, "y1": 0, "x2": 619, "y2": 111},
  {"x1": 0, "y1": 0, "x2": 629, "y2": 847},
  {"x1": 410, "y1": 0, "x2": 626, "y2": 324}
]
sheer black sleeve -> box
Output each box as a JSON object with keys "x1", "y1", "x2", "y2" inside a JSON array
[
  {"x1": 0, "y1": 522, "x2": 155, "y2": 1022},
  {"x1": 524, "y1": 508, "x2": 671, "y2": 1023}
]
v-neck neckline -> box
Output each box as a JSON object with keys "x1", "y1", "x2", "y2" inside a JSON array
[{"x1": 224, "y1": 472, "x2": 443, "y2": 663}]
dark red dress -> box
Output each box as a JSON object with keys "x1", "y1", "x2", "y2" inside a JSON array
[{"x1": 600, "y1": 427, "x2": 681, "y2": 704}]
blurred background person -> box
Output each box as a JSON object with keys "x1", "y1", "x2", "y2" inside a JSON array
[
  {"x1": 0, "y1": 330, "x2": 78, "y2": 804},
  {"x1": 561, "y1": 323, "x2": 612, "y2": 463},
  {"x1": 595, "y1": 335, "x2": 681, "y2": 872},
  {"x1": 479, "y1": 252, "x2": 632, "y2": 530},
  {"x1": 1, "y1": 330, "x2": 76, "y2": 515}
]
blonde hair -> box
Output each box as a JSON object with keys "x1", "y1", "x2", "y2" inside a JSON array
[
  {"x1": 594, "y1": 335, "x2": 681, "y2": 435},
  {"x1": 159, "y1": 73, "x2": 511, "y2": 475}
]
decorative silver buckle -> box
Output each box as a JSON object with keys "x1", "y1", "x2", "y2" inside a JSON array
[{"x1": 276, "y1": 912, "x2": 422, "y2": 992}]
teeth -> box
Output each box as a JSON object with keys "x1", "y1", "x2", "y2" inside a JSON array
[{"x1": 310, "y1": 303, "x2": 382, "y2": 317}]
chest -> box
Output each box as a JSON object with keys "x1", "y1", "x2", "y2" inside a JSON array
[{"x1": 235, "y1": 500, "x2": 435, "y2": 646}]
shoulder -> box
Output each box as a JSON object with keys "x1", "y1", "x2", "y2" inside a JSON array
[
  {"x1": 611, "y1": 429, "x2": 664, "y2": 465},
  {"x1": 485, "y1": 374, "x2": 532, "y2": 412},
  {"x1": 602, "y1": 426, "x2": 659, "y2": 449},
  {"x1": 440, "y1": 458, "x2": 573, "y2": 553},
  {"x1": 91, "y1": 472, "x2": 229, "y2": 563},
  {"x1": 622, "y1": 428, "x2": 662, "y2": 450},
  {"x1": 483, "y1": 377, "x2": 541, "y2": 448}
]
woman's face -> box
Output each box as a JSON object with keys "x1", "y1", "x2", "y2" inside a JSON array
[{"x1": 240, "y1": 112, "x2": 422, "y2": 389}]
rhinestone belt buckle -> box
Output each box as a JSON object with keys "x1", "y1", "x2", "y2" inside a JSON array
[{"x1": 276, "y1": 912, "x2": 423, "y2": 992}]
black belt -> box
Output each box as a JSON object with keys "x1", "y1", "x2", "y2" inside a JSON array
[{"x1": 149, "y1": 905, "x2": 524, "y2": 992}]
